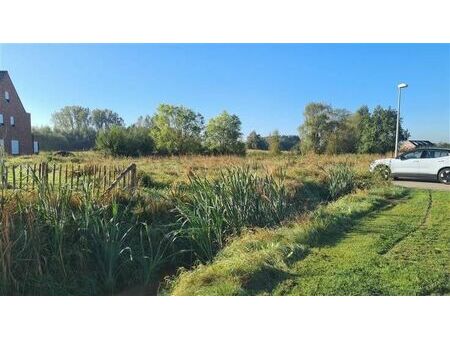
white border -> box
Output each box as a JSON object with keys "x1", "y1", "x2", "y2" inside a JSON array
[
  {"x1": 0, "y1": 296, "x2": 448, "y2": 338},
  {"x1": 0, "y1": 0, "x2": 450, "y2": 42},
  {"x1": 0, "y1": 1, "x2": 449, "y2": 337}
]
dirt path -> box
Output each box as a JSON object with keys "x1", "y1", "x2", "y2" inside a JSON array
[{"x1": 393, "y1": 180, "x2": 450, "y2": 191}]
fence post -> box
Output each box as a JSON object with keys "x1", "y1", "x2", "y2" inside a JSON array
[
  {"x1": 12, "y1": 165, "x2": 16, "y2": 189},
  {"x1": 131, "y1": 164, "x2": 137, "y2": 191},
  {"x1": 19, "y1": 165, "x2": 23, "y2": 189}
]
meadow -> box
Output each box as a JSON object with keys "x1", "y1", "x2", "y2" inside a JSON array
[{"x1": 4, "y1": 150, "x2": 446, "y2": 296}]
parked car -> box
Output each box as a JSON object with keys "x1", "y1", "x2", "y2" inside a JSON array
[{"x1": 369, "y1": 148, "x2": 450, "y2": 184}]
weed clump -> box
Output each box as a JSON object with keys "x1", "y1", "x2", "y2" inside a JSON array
[
  {"x1": 174, "y1": 166, "x2": 291, "y2": 262},
  {"x1": 325, "y1": 163, "x2": 356, "y2": 200}
]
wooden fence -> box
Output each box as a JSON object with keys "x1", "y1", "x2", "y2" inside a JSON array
[{"x1": 0, "y1": 162, "x2": 137, "y2": 194}]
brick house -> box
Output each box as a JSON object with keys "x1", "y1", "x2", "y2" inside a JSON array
[{"x1": 0, "y1": 70, "x2": 37, "y2": 155}]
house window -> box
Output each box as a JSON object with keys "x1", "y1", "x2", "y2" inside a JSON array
[
  {"x1": 0, "y1": 139, "x2": 4, "y2": 149},
  {"x1": 4, "y1": 91, "x2": 10, "y2": 102},
  {"x1": 33, "y1": 141, "x2": 39, "y2": 154},
  {"x1": 0, "y1": 113, "x2": 3, "y2": 125},
  {"x1": 10, "y1": 116, "x2": 15, "y2": 126},
  {"x1": 11, "y1": 140, "x2": 19, "y2": 155}
]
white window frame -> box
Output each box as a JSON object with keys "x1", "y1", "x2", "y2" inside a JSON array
[
  {"x1": 11, "y1": 140, "x2": 19, "y2": 155},
  {"x1": 4, "y1": 91, "x2": 10, "y2": 102},
  {"x1": 10, "y1": 116, "x2": 15, "y2": 126}
]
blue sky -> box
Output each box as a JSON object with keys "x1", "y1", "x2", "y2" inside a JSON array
[{"x1": 0, "y1": 44, "x2": 449, "y2": 142}]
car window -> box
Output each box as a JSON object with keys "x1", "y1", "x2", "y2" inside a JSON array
[
  {"x1": 402, "y1": 151, "x2": 423, "y2": 159},
  {"x1": 421, "y1": 150, "x2": 435, "y2": 158},
  {"x1": 435, "y1": 150, "x2": 450, "y2": 158}
]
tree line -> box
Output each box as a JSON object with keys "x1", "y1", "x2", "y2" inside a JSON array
[
  {"x1": 33, "y1": 101, "x2": 414, "y2": 156},
  {"x1": 298, "y1": 103, "x2": 409, "y2": 154},
  {"x1": 33, "y1": 104, "x2": 248, "y2": 156}
]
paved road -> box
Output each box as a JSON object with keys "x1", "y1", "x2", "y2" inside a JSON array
[{"x1": 393, "y1": 180, "x2": 450, "y2": 191}]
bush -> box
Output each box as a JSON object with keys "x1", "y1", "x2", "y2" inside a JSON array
[
  {"x1": 96, "y1": 126, "x2": 154, "y2": 157},
  {"x1": 325, "y1": 163, "x2": 356, "y2": 200},
  {"x1": 268, "y1": 130, "x2": 281, "y2": 155}
]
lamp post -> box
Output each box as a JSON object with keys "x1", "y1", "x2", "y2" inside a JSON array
[{"x1": 395, "y1": 83, "x2": 408, "y2": 157}]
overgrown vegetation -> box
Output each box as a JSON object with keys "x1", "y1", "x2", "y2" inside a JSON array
[
  {"x1": 325, "y1": 163, "x2": 356, "y2": 200},
  {"x1": 174, "y1": 167, "x2": 291, "y2": 262},
  {"x1": 1, "y1": 150, "x2": 374, "y2": 295},
  {"x1": 96, "y1": 126, "x2": 154, "y2": 156},
  {"x1": 0, "y1": 178, "x2": 179, "y2": 295},
  {"x1": 3, "y1": 149, "x2": 416, "y2": 295}
]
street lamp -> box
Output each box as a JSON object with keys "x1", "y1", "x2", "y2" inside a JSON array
[{"x1": 395, "y1": 82, "x2": 408, "y2": 157}]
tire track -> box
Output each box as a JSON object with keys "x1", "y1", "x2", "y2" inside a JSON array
[{"x1": 380, "y1": 190, "x2": 433, "y2": 255}]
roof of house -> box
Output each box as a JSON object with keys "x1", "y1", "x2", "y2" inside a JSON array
[
  {"x1": 407, "y1": 140, "x2": 435, "y2": 147},
  {"x1": 0, "y1": 71, "x2": 8, "y2": 81}
]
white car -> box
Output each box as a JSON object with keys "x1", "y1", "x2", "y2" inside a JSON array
[{"x1": 369, "y1": 148, "x2": 450, "y2": 184}]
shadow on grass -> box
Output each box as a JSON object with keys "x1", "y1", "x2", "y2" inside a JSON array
[
  {"x1": 242, "y1": 191, "x2": 411, "y2": 295},
  {"x1": 314, "y1": 194, "x2": 411, "y2": 248},
  {"x1": 292, "y1": 180, "x2": 329, "y2": 211},
  {"x1": 242, "y1": 265, "x2": 298, "y2": 295}
]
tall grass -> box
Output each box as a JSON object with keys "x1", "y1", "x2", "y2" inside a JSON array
[
  {"x1": 324, "y1": 163, "x2": 356, "y2": 200},
  {"x1": 174, "y1": 166, "x2": 291, "y2": 262},
  {"x1": 0, "y1": 175, "x2": 180, "y2": 295},
  {"x1": 0, "y1": 153, "x2": 368, "y2": 294}
]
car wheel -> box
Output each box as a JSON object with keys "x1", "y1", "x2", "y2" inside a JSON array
[
  {"x1": 375, "y1": 165, "x2": 391, "y2": 180},
  {"x1": 438, "y1": 168, "x2": 450, "y2": 185}
]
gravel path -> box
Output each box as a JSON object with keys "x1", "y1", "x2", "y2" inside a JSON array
[{"x1": 393, "y1": 180, "x2": 450, "y2": 191}]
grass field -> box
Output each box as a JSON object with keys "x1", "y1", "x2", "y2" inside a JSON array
[
  {"x1": 3, "y1": 150, "x2": 448, "y2": 296},
  {"x1": 7, "y1": 150, "x2": 381, "y2": 189},
  {"x1": 169, "y1": 188, "x2": 449, "y2": 295}
]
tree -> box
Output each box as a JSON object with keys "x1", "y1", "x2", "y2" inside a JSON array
[
  {"x1": 298, "y1": 103, "x2": 334, "y2": 154},
  {"x1": 437, "y1": 142, "x2": 450, "y2": 148},
  {"x1": 324, "y1": 109, "x2": 357, "y2": 154},
  {"x1": 298, "y1": 103, "x2": 409, "y2": 155},
  {"x1": 279, "y1": 135, "x2": 300, "y2": 151},
  {"x1": 149, "y1": 104, "x2": 204, "y2": 154},
  {"x1": 134, "y1": 115, "x2": 153, "y2": 128},
  {"x1": 356, "y1": 105, "x2": 409, "y2": 154},
  {"x1": 51, "y1": 106, "x2": 96, "y2": 150},
  {"x1": 91, "y1": 109, "x2": 124, "y2": 131},
  {"x1": 246, "y1": 131, "x2": 268, "y2": 150},
  {"x1": 52, "y1": 106, "x2": 91, "y2": 134},
  {"x1": 205, "y1": 111, "x2": 245, "y2": 155},
  {"x1": 267, "y1": 130, "x2": 281, "y2": 155}
]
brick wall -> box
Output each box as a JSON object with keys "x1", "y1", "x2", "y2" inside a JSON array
[{"x1": 0, "y1": 72, "x2": 33, "y2": 155}]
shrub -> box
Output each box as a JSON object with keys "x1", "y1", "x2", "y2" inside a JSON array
[
  {"x1": 267, "y1": 130, "x2": 281, "y2": 155},
  {"x1": 96, "y1": 126, "x2": 154, "y2": 157},
  {"x1": 325, "y1": 163, "x2": 356, "y2": 200}
]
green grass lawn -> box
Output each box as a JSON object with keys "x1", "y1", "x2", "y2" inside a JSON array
[
  {"x1": 274, "y1": 190, "x2": 449, "y2": 295},
  {"x1": 169, "y1": 188, "x2": 450, "y2": 295}
]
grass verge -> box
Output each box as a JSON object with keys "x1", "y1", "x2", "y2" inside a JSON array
[{"x1": 167, "y1": 185, "x2": 408, "y2": 295}]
